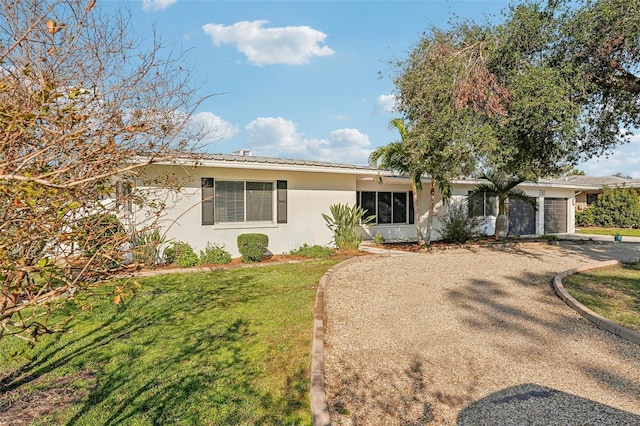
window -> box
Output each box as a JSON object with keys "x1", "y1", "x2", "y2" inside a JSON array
[
  {"x1": 357, "y1": 191, "x2": 414, "y2": 224},
  {"x1": 586, "y1": 193, "x2": 599, "y2": 205},
  {"x1": 468, "y1": 191, "x2": 497, "y2": 216},
  {"x1": 201, "y1": 178, "x2": 287, "y2": 224}
]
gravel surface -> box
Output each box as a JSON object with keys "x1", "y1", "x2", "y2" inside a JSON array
[{"x1": 324, "y1": 242, "x2": 640, "y2": 425}]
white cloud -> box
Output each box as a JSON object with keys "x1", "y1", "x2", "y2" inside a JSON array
[
  {"x1": 142, "y1": 0, "x2": 176, "y2": 12},
  {"x1": 579, "y1": 133, "x2": 640, "y2": 178},
  {"x1": 375, "y1": 93, "x2": 397, "y2": 114},
  {"x1": 189, "y1": 111, "x2": 238, "y2": 144},
  {"x1": 245, "y1": 117, "x2": 371, "y2": 164},
  {"x1": 202, "y1": 20, "x2": 334, "y2": 66}
]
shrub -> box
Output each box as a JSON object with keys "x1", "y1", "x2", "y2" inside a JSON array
[
  {"x1": 199, "y1": 243, "x2": 232, "y2": 265},
  {"x1": 130, "y1": 228, "x2": 166, "y2": 267},
  {"x1": 438, "y1": 200, "x2": 484, "y2": 244},
  {"x1": 164, "y1": 241, "x2": 198, "y2": 268},
  {"x1": 577, "y1": 186, "x2": 640, "y2": 228},
  {"x1": 322, "y1": 203, "x2": 375, "y2": 251},
  {"x1": 373, "y1": 234, "x2": 385, "y2": 245},
  {"x1": 74, "y1": 212, "x2": 125, "y2": 259},
  {"x1": 289, "y1": 243, "x2": 335, "y2": 258},
  {"x1": 575, "y1": 208, "x2": 595, "y2": 227},
  {"x1": 237, "y1": 233, "x2": 269, "y2": 263}
]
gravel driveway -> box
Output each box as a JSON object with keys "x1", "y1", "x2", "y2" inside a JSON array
[{"x1": 324, "y1": 242, "x2": 640, "y2": 425}]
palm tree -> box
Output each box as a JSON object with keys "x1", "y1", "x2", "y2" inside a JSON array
[
  {"x1": 369, "y1": 118, "x2": 427, "y2": 245},
  {"x1": 468, "y1": 171, "x2": 535, "y2": 239}
]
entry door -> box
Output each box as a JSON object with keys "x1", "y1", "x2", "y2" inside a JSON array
[{"x1": 544, "y1": 198, "x2": 567, "y2": 233}]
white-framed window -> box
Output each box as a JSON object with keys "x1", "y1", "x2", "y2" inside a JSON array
[
  {"x1": 201, "y1": 178, "x2": 287, "y2": 225},
  {"x1": 357, "y1": 191, "x2": 414, "y2": 224}
]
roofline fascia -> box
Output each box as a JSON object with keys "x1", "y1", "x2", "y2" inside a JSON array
[{"x1": 133, "y1": 155, "x2": 386, "y2": 177}]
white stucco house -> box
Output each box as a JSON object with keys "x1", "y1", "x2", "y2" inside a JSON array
[{"x1": 121, "y1": 152, "x2": 581, "y2": 257}]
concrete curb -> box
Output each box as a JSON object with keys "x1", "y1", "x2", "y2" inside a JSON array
[
  {"x1": 310, "y1": 255, "x2": 385, "y2": 426},
  {"x1": 553, "y1": 261, "x2": 640, "y2": 345}
]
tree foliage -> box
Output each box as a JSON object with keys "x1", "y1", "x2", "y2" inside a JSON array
[
  {"x1": 394, "y1": 0, "x2": 640, "y2": 179},
  {"x1": 576, "y1": 186, "x2": 640, "y2": 228},
  {"x1": 0, "y1": 0, "x2": 208, "y2": 341}
]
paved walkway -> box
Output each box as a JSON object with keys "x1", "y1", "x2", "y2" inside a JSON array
[{"x1": 324, "y1": 241, "x2": 640, "y2": 425}]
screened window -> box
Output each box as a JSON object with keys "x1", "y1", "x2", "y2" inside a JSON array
[
  {"x1": 201, "y1": 178, "x2": 284, "y2": 224},
  {"x1": 468, "y1": 191, "x2": 498, "y2": 216},
  {"x1": 357, "y1": 191, "x2": 414, "y2": 224}
]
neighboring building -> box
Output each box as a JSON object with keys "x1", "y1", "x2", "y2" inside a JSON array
[
  {"x1": 550, "y1": 175, "x2": 640, "y2": 211},
  {"x1": 121, "y1": 153, "x2": 584, "y2": 257}
]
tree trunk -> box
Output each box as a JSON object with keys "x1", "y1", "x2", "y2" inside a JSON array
[
  {"x1": 424, "y1": 181, "x2": 436, "y2": 245},
  {"x1": 412, "y1": 182, "x2": 424, "y2": 245},
  {"x1": 495, "y1": 214, "x2": 509, "y2": 239}
]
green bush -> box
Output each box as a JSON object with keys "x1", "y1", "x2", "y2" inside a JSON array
[
  {"x1": 438, "y1": 200, "x2": 483, "y2": 244},
  {"x1": 164, "y1": 241, "x2": 198, "y2": 268},
  {"x1": 373, "y1": 234, "x2": 385, "y2": 245},
  {"x1": 322, "y1": 203, "x2": 375, "y2": 250},
  {"x1": 131, "y1": 228, "x2": 166, "y2": 267},
  {"x1": 289, "y1": 243, "x2": 335, "y2": 258},
  {"x1": 199, "y1": 243, "x2": 232, "y2": 265},
  {"x1": 575, "y1": 208, "x2": 595, "y2": 227},
  {"x1": 577, "y1": 186, "x2": 640, "y2": 228},
  {"x1": 237, "y1": 233, "x2": 269, "y2": 263},
  {"x1": 74, "y1": 212, "x2": 125, "y2": 258}
]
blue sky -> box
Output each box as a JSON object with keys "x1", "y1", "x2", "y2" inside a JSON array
[{"x1": 112, "y1": 0, "x2": 639, "y2": 177}]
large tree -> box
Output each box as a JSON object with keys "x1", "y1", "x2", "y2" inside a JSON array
[
  {"x1": 390, "y1": 25, "x2": 502, "y2": 244},
  {"x1": 0, "y1": 0, "x2": 208, "y2": 341},
  {"x1": 396, "y1": 0, "x2": 640, "y2": 179}
]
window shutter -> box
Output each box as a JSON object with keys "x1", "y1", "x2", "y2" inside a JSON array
[
  {"x1": 201, "y1": 177, "x2": 214, "y2": 225},
  {"x1": 277, "y1": 180, "x2": 287, "y2": 223}
]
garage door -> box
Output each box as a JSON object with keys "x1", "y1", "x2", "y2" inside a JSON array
[
  {"x1": 544, "y1": 198, "x2": 567, "y2": 233},
  {"x1": 508, "y1": 198, "x2": 536, "y2": 235}
]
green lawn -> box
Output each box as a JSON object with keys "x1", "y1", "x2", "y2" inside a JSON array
[
  {"x1": 0, "y1": 259, "x2": 341, "y2": 425},
  {"x1": 577, "y1": 227, "x2": 640, "y2": 237},
  {"x1": 563, "y1": 262, "x2": 640, "y2": 333}
]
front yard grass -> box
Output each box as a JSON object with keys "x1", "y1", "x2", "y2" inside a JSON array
[
  {"x1": 562, "y1": 261, "x2": 640, "y2": 333},
  {"x1": 0, "y1": 259, "x2": 342, "y2": 425},
  {"x1": 577, "y1": 227, "x2": 640, "y2": 237}
]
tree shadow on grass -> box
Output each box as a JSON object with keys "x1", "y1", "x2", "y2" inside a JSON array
[{"x1": 1, "y1": 269, "x2": 312, "y2": 424}]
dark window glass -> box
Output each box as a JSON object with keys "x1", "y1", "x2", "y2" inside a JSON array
[
  {"x1": 377, "y1": 192, "x2": 392, "y2": 224},
  {"x1": 586, "y1": 193, "x2": 599, "y2": 205},
  {"x1": 468, "y1": 191, "x2": 484, "y2": 216},
  {"x1": 392, "y1": 192, "x2": 407, "y2": 223},
  {"x1": 361, "y1": 192, "x2": 376, "y2": 221}
]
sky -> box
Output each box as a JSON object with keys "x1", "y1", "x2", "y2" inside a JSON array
[{"x1": 106, "y1": 0, "x2": 639, "y2": 178}]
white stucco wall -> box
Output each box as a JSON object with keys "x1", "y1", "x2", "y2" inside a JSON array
[
  {"x1": 134, "y1": 164, "x2": 358, "y2": 257},
  {"x1": 452, "y1": 181, "x2": 577, "y2": 236}
]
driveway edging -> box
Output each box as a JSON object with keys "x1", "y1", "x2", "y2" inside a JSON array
[
  {"x1": 310, "y1": 255, "x2": 387, "y2": 426},
  {"x1": 553, "y1": 260, "x2": 640, "y2": 345}
]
